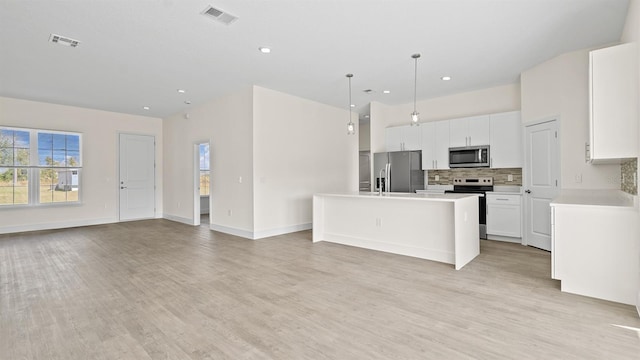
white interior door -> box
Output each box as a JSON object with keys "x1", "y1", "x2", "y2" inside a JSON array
[
  {"x1": 524, "y1": 120, "x2": 559, "y2": 251},
  {"x1": 119, "y1": 133, "x2": 155, "y2": 221}
]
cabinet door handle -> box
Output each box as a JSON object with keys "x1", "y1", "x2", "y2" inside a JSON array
[{"x1": 496, "y1": 198, "x2": 509, "y2": 201}]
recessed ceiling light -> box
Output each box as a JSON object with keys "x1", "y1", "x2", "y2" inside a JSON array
[
  {"x1": 350, "y1": 104, "x2": 356, "y2": 108},
  {"x1": 441, "y1": 76, "x2": 452, "y2": 81},
  {"x1": 177, "y1": 89, "x2": 186, "y2": 94},
  {"x1": 258, "y1": 47, "x2": 271, "y2": 54},
  {"x1": 383, "y1": 90, "x2": 391, "y2": 94},
  {"x1": 143, "y1": 106, "x2": 150, "y2": 110},
  {"x1": 365, "y1": 115, "x2": 370, "y2": 118}
]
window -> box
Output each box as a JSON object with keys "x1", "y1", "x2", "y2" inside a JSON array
[
  {"x1": 199, "y1": 143, "x2": 210, "y2": 196},
  {"x1": 0, "y1": 127, "x2": 82, "y2": 207},
  {"x1": 0, "y1": 129, "x2": 30, "y2": 205}
]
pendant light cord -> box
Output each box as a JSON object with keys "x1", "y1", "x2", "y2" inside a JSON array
[{"x1": 413, "y1": 57, "x2": 418, "y2": 113}]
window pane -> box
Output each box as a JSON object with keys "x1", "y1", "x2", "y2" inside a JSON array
[
  {"x1": 200, "y1": 171, "x2": 210, "y2": 196},
  {"x1": 199, "y1": 144, "x2": 210, "y2": 170},
  {"x1": 15, "y1": 148, "x2": 29, "y2": 166},
  {"x1": 0, "y1": 168, "x2": 28, "y2": 205},
  {"x1": 0, "y1": 148, "x2": 11, "y2": 166},
  {"x1": 53, "y1": 152, "x2": 65, "y2": 166},
  {"x1": 66, "y1": 150, "x2": 80, "y2": 167},
  {"x1": 66, "y1": 134, "x2": 80, "y2": 152},
  {"x1": 0, "y1": 130, "x2": 30, "y2": 166},
  {"x1": 38, "y1": 132, "x2": 81, "y2": 167},
  {"x1": 14, "y1": 131, "x2": 30, "y2": 148},
  {"x1": 39, "y1": 168, "x2": 79, "y2": 204},
  {"x1": 52, "y1": 134, "x2": 66, "y2": 150}
]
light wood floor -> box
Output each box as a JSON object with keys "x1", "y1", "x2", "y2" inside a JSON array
[{"x1": 1, "y1": 219, "x2": 640, "y2": 359}]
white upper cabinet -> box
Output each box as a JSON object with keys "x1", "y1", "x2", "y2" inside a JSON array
[
  {"x1": 385, "y1": 125, "x2": 422, "y2": 151},
  {"x1": 490, "y1": 111, "x2": 522, "y2": 168},
  {"x1": 449, "y1": 115, "x2": 490, "y2": 147},
  {"x1": 421, "y1": 120, "x2": 450, "y2": 170},
  {"x1": 589, "y1": 43, "x2": 638, "y2": 163}
]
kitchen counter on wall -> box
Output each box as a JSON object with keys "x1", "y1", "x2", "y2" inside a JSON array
[
  {"x1": 313, "y1": 192, "x2": 479, "y2": 270},
  {"x1": 550, "y1": 189, "x2": 637, "y2": 208}
]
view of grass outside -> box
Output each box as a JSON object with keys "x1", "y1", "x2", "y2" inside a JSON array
[
  {"x1": 199, "y1": 143, "x2": 210, "y2": 196},
  {"x1": 1, "y1": 128, "x2": 81, "y2": 206},
  {"x1": 0, "y1": 174, "x2": 78, "y2": 205},
  {"x1": 200, "y1": 171, "x2": 210, "y2": 196}
]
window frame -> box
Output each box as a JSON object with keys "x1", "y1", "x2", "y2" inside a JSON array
[{"x1": 0, "y1": 126, "x2": 83, "y2": 208}]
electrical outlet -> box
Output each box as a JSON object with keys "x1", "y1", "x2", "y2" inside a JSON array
[
  {"x1": 238, "y1": 176, "x2": 242, "y2": 184},
  {"x1": 575, "y1": 174, "x2": 582, "y2": 183},
  {"x1": 507, "y1": 174, "x2": 513, "y2": 182},
  {"x1": 435, "y1": 175, "x2": 440, "y2": 181}
]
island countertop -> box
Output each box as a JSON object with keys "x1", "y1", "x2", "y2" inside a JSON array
[{"x1": 315, "y1": 191, "x2": 478, "y2": 202}]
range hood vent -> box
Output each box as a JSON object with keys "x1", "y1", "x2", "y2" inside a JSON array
[
  {"x1": 49, "y1": 34, "x2": 80, "y2": 47},
  {"x1": 201, "y1": 5, "x2": 238, "y2": 25}
]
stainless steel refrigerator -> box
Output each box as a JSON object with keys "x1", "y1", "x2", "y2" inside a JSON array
[{"x1": 373, "y1": 151, "x2": 424, "y2": 193}]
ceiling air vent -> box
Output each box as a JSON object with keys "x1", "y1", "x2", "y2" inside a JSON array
[
  {"x1": 201, "y1": 5, "x2": 238, "y2": 25},
  {"x1": 49, "y1": 33, "x2": 81, "y2": 47}
]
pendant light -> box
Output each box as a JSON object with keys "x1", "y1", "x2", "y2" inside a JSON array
[
  {"x1": 410, "y1": 53, "x2": 421, "y2": 126},
  {"x1": 346, "y1": 73, "x2": 355, "y2": 135}
]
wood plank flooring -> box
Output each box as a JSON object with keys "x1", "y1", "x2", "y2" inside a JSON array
[{"x1": 1, "y1": 219, "x2": 640, "y2": 359}]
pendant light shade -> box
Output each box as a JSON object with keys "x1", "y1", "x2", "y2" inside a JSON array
[
  {"x1": 346, "y1": 73, "x2": 355, "y2": 135},
  {"x1": 411, "y1": 53, "x2": 421, "y2": 126}
]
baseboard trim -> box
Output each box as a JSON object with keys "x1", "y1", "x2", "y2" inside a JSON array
[
  {"x1": 253, "y1": 223, "x2": 312, "y2": 239},
  {"x1": 0, "y1": 217, "x2": 117, "y2": 235},
  {"x1": 210, "y1": 224, "x2": 255, "y2": 239},
  {"x1": 163, "y1": 214, "x2": 195, "y2": 225},
  {"x1": 210, "y1": 223, "x2": 312, "y2": 240}
]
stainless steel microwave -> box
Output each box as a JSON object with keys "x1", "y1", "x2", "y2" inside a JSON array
[{"x1": 449, "y1": 145, "x2": 490, "y2": 168}]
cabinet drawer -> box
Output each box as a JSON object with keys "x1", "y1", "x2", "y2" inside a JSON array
[{"x1": 487, "y1": 194, "x2": 521, "y2": 205}]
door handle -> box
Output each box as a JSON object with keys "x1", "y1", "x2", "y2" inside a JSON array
[
  {"x1": 525, "y1": 189, "x2": 531, "y2": 194},
  {"x1": 121, "y1": 186, "x2": 127, "y2": 189}
]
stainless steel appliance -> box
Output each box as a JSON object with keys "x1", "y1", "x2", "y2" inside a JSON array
[
  {"x1": 445, "y1": 177, "x2": 493, "y2": 239},
  {"x1": 373, "y1": 151, "x2": 424, "y2": 193},
  {"x1": 449, "y1": 145, "x2": 490, "y2": 168}
]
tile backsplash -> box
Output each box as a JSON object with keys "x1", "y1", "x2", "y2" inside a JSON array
[
  {"x1": 621, "y1": 158, "x2": 637, "y2": 195},
  {"x1": 428, "y1": 168, "x2": 522, "y2": 186}
]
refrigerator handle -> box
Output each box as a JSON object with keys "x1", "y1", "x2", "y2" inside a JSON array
[{"x1": 386, "y1": 163, "x2": 391, "y2": 193}]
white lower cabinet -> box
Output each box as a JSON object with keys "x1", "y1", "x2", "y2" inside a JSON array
[
  {"x1": 486, "y1": 194, "x2": 521, "y2": 240},
  {"x1": 551, "y1": 202, "x2": 639, "y2": 305}
]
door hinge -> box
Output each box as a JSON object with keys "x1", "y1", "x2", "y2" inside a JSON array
[
  {"x1": 555, "y1": 131, "x2": 557, "y2": 138},
  {"x1": 555, "y1": 180, "x2": 558, "y2": 186}
]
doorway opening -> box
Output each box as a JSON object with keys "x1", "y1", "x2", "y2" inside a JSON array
[{"x1": 194, "y1": 141, "x2": 210, "y2": 226}]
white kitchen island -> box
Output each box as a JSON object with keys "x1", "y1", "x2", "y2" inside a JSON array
[{"x1": 313, "y1": 192, "x2": 479, "y2": 270}]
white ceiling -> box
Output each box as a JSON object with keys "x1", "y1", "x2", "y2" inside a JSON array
[{"x1": 0, "y1": 0, "x2": 630, "y2": 119}]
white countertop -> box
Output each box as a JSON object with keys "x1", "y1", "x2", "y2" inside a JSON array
[
  {"x1": 550, "y1": 189, "x2": 638, "y2": 209},
  {"x1": 492, "y1": 186, "x2": 522, "y2": 194},
  {"x1": 315, "y1": 192, "x2": 477, "y2": 202}
]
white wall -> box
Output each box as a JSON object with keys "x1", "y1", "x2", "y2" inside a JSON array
[
  {"x1": 359, "y1": 121, "x2": 371, "y2": 151},
  {"x1": 252, "y1": 86, "x2": 358, "y2": 238},
  {"x1": 622, "y1": 0, "x2": 640, "y2": 162},
  {"x1": 0, "y1": 96, "x2": 163, "y2": 233},
  {"x1": 162, "y1": 86, "x2": 357, "y2": 239},
  {"x1": 521, "y1": 49, "x2": 620, "y2": 189},
  {"x1": 369, "y1": 84, "x2": 521, "y2": 153},
  {"x1": 163, "y1": 87, "x2": 254, "y2": 234}
]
